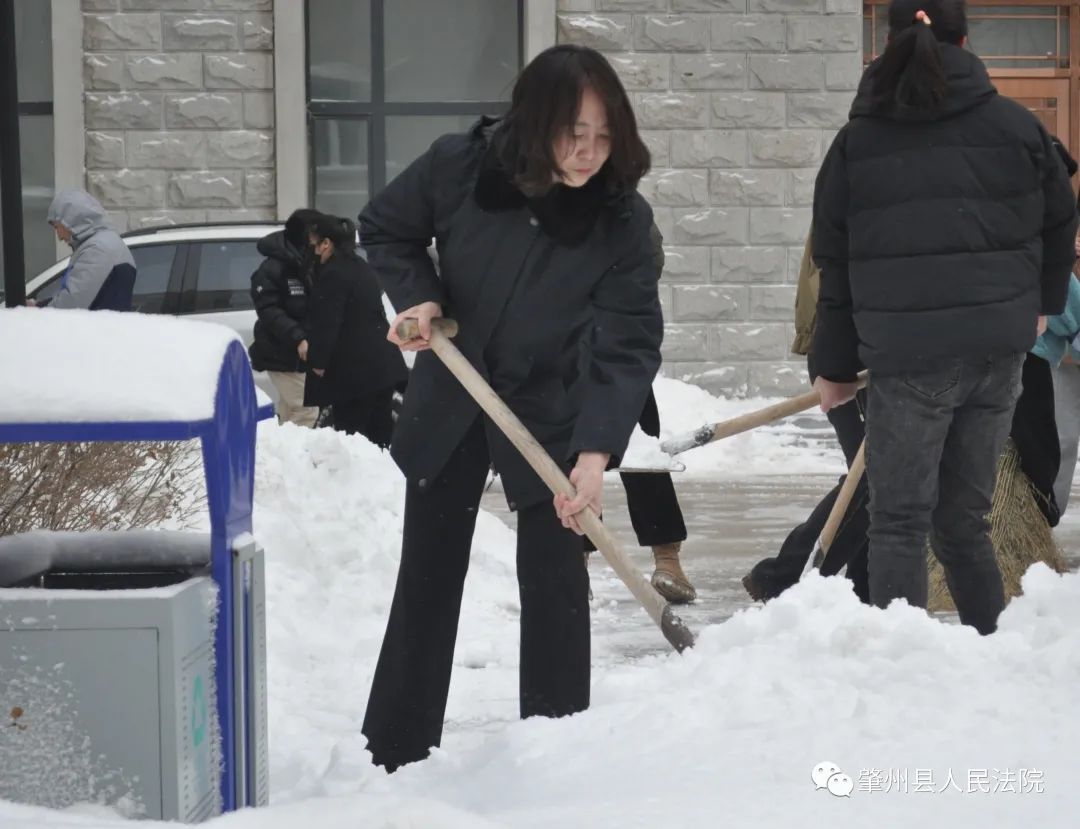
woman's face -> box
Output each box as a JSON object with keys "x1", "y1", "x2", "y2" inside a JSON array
[
  {"x1": 552, "y1": 86, "x2": 610, "y2": 188},
  {"x1": 310, "y1": 232, "x2": 333, "y2": 264}
]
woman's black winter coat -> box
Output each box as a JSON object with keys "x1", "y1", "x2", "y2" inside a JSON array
[
  {"x1": 303, "y1": 251, "x2": 408, "y2": 407},
  {"x1": 358, "y1": 118, "x2": 664, "y2": 509}
]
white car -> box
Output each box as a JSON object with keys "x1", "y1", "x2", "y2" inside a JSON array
[
  {"x1": 23, "y1": 222, "x2": 408, "y2": 410},
  {"x1": 25, "y1": 222, "x2": 281, "y2": 402}
]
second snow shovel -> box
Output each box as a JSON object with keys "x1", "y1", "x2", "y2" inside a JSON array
[
  {"x1": 803, "y1": 439, "x2": 866, "y2": 574},
  {"x1": 662, "y1": 371, "x2": 869, "y2": 456},
  {"x1": 398, "y1": 317, "x2": 696, "y2": 653}
]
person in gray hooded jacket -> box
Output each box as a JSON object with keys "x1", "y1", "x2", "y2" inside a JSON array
[{"x1": 42, "y1": 189, "x2": 135, "y2": 311}]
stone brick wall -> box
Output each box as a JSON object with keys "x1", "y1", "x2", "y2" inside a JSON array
[
  {"x1": 557, "y1": 0, "x2": 862, "y2": 395},
  {"x1": 81, "y1": 0, "x2": 275, "y2": 231}
]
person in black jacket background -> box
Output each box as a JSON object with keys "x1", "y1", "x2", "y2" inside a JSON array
[
  {"x1": 358, "y1": 45, "x2": 662, "y2": 772},
  {"x1": 249, "y1": 208, "x2": 322, "y2": 427},
  {"x1": 303, "y1": 213, "x2": 408, "y2": 447},
  {"x1": 812, "y1": 0, "x2": 1078, "y2": 634}
]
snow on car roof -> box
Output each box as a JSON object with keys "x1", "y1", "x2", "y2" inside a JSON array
[{"x1": 0, "y1": 307, "x2": 248, "y2": 424}]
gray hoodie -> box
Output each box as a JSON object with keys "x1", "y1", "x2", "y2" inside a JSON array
[{"x1": 46, "y1": 190, "x2": 135, "y2": 310}]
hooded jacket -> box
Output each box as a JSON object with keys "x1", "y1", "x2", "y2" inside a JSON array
[
  {"x1": 248, "y1": 211, "x2": 319, "y2": 373},
  {"x1": 45, "y1": 190, "x2": 135, "y2": 311},
  {"x1": 812, "y1": 44, "x2": 1079, "y2": 379}
]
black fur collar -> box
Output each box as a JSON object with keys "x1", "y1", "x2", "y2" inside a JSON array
[{"x1": 472, "y1": 121, "x2": 623, "y2": 247}]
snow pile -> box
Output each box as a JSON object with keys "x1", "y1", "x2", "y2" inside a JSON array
[
  {"x1": 248, "y1": 423, "x2": 522, "y2": 797},
  {"x1": 0, "y1": 308, "x2": 242, "y2": 423},
  {"x1": 3, "y1": 386, "x2": 1079, "y2": 827},
  {"x1": 619, "y1": 429, "x2": 684, "y2": 472}
]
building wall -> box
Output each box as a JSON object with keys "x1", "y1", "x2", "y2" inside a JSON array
[
  {"x1": 70, "y1": 0, "x2": 864, "y2": 398},
  {"x1": 80, "y1": 0, "x2": 276, "y2": 232},
  {"x1": 556, "y1": 0, "x2": 862, "y2": 395}
]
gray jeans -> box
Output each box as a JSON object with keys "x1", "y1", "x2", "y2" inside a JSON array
[
  {"x1": 865, "y1": 354, "x2": 1024, "y2": 634},
  {"x1": 1052, "y1": 362, "x2": 1080, "y2": 512}
]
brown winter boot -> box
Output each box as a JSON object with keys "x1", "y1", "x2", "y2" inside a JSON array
[{"x1": 651, "y1": 542, "x2": 697, "y2": 604}]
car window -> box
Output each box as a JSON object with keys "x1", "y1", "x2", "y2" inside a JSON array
[
  {"x1": 28, "y1": 244, "x2": 177, "y2": 312},
  {"x1": 130, "y1": 244, "x2": 178, "y2": 314},
  {"x1": 194, "y1": 241, "x2": 263, "y2": 312},
  {"x1": 30, "y1": 271, "x2": 66, "y2": 304}
]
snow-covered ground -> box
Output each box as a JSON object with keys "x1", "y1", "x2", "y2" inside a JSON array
[{"x1": 3, "y1": 377, "x2": 1079, "y2": 828}]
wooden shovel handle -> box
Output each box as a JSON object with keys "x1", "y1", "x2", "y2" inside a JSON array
[
  {"x1": 396, "y1": 317, "x2": 460, "y2": 340},
  {"x1": 394, "y1": 317, "x2": 695, "y2": 652}
]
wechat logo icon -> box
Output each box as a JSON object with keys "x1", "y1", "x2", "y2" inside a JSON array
[{"x1": 813, "y1": 761, "x2": 854, "y2": 797}]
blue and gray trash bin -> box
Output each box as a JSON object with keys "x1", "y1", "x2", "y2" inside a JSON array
[{"x1": 0, "y1": 337, "x2": 273, "y2": 820}]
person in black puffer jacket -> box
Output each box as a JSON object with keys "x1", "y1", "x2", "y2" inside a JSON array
[
  {"x1": 812, "y1": 0, "x2": 1078, "y2": 635},
  {"x1": 302, "y1": 213, "x2": 408, "y2": 447},
  {"x1": 249, "y1": 208, "x2": 323, "y2": 426}
]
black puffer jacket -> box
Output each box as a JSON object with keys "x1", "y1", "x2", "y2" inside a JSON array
[
  {"x1": 303, "y1": 250, "x2": 409, "y2": 407},
  {"x1": 248, "y1": 215, "x2": 315, "y2": 373},
  {"x1": 812, "y1": 44, "x2": 1078, "y2": 380},
  {"x1": 359, "y1": 118, "x2": 663, "y2": 509}
]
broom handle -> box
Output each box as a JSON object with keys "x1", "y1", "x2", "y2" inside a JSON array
[
  {"x1": 804, "y1": 439, "x2": 867, "y2": 575},
  {"x1": 819, "y1": 439, "x2": 866, "y2": 555}
]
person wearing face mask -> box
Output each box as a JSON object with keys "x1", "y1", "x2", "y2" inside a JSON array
[
  {"x1": 358, "y1": 44, "x2": 662, "y2": 772},
  {"x1": 302, "y1": 212, "x2": 408, "y2": 447},
  {"x1": 38, "y1": 189, "x2": 135, "y2": 311}
]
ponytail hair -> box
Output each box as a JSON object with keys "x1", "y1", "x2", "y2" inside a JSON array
[
  {"x1": 309, "y1": 213, "x2": 358, "y2": 258},
  {"x1": 872, "y1": 0, "x2": 967, "y2": 112}
]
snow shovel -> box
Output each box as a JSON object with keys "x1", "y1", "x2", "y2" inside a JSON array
[
  {"x1": 397, "y1": 318, "x2": 696, "y2": 654},
  {"x1": 661, "y1": 371, "x2": 869, "y2": 456},
  {"x1": 803, "y1": 439, "x2": 866, "y2": 574}
]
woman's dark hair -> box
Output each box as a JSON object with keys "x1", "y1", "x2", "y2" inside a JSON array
[
  {"x1": 308, "y1": 213, "x2": 358, "y2": 258},
  {"x1": 495, "y1": 44, "x2": 650, "y2": 195},
  {"x1": 872, "y1": 0, "x2": 968, "y2": 111},
  {"x1": 284, "y1": 208, "x2": 324, "y2": 250}
]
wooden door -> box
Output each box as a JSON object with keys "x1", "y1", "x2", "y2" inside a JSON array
[{"x1": 994, "y1": 78, "x2": 1072, "y2": 142}]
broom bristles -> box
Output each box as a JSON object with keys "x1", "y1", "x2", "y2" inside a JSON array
[{"x1": 927, "y1": 439, "x2": 1068, "y2": 612}]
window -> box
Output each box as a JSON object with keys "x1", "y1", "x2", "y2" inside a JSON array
[
  {"x1": 14, "y1": 0, "x2": 54, "y2": 278},
  {"x1": 29, "y1": 269, "x2": 65, "y2": 305},
  {"x1": 306, "y1": 0, "x2": 522, "y2": 215},
  {"x1": 193, "y1": 241, "x2": 264, "y2": 312},
  {"x1": 864, "y1": 4, "x2": 1070, "y2": 69},
  {"x1": 130, "y1": 244, "x2": 179, "y2": 314}
]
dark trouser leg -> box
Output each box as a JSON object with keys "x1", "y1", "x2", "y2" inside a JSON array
[
  {"x1": 361, "y1": 420, "x2": 489, "y2": 770},
  {"x1": 516, "y1": 499, "x2": 590, "y2": 719},
  {"x1": 1051, "y1": 363, "x2": 1080, "y2": 513},
  {"x1": 620, "y1": 471, "x2": 687, "y2": 547},
  {"x1": 864, "y1": 369, "x2": 950, "y2": 608},
  {"x1": 928, "y1": 355, "x2": 1022, "y2": 634},
  {"x1": 865, "y1": 369, "x2": 955, "y2": 611},
  {"x1": 332, "y1": 390, "x2": 395, "y2": 449},
  {"x1": 331, "y1": 398, "x2": 364, "y2": 435},
  {"x1": 747, "y1": 392, "x2": 868, "y2": 599}
]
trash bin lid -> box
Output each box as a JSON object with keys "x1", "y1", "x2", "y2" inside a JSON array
[
  {"x1": 0, "y1": 530, "x2": 211, "y2": 588},
  {"x1": 0, "y1": 310, "x2": 245, "y2": 426}
]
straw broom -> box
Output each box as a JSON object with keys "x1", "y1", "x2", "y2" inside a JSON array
[{"x1": 927, "y1": 438, "x2": 1068, "y2": 612}]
